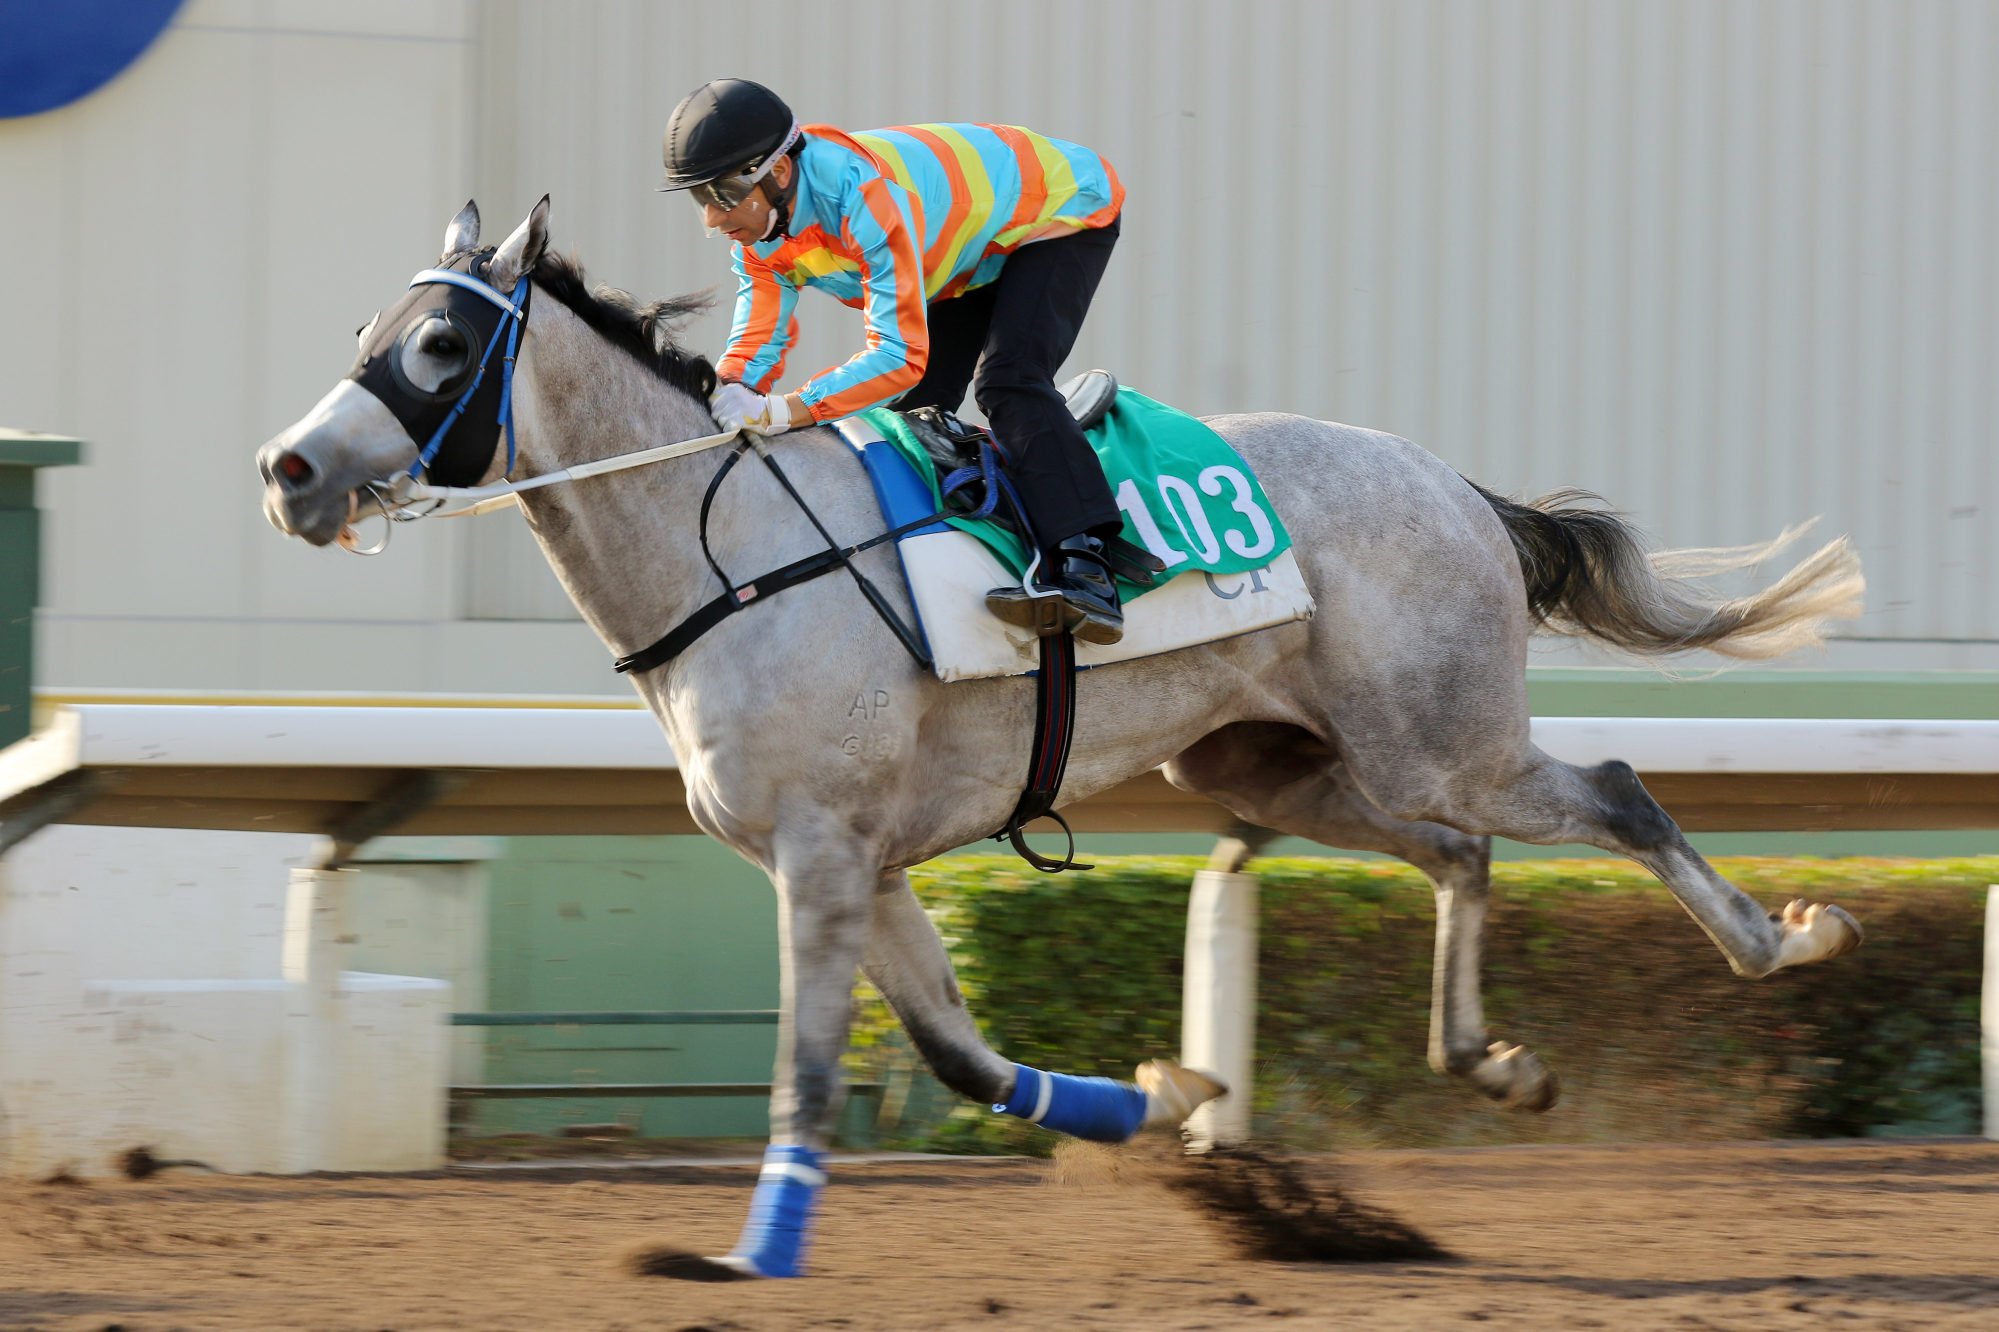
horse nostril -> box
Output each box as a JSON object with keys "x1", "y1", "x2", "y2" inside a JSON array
[{"x1": 277, "y1": 452, "x2": 315, "y2": 488}]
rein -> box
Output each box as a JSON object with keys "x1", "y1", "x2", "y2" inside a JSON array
[{"x1": 340, "y1": 422, "x2": 745, "y2": 545}]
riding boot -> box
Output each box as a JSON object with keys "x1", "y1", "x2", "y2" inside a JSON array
[{"x1": 985, "y1": 534, "x2": 1125, "y2": 646}]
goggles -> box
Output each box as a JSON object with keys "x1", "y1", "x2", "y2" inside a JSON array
[{"x1": 690, "y1": 122, "x2": 801, "y2": 211}]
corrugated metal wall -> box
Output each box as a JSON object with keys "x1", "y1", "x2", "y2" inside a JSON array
[
  {"x1": 6, "y1": 1, "x2": 1993, "y2": 684},
  {"x1": 466, "y1": 0, "x2": 1996, "y2": 649}
]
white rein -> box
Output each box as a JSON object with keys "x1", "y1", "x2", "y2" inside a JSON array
[{"x1": 339, "y1": 424, "x2": 745, "y2": 552}]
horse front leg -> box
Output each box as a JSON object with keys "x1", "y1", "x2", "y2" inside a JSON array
[
  {"x1": 864, "y1": 870, "x2": 1224, "y2": 1140},
  {"x1": 710, "y1": 835, "x2": 877, "y2": 1280}
]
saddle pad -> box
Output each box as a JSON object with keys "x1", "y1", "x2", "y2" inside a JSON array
[
  {"x1": 833, "y1": 418, "x2": 1315, "y2": 683},
  {"x1": 859, "y1": 388, "x2": 1293, "y2": 600}
]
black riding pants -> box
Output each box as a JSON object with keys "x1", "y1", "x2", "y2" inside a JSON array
[{"x1": 894, "y1": 217, "x2": 1122, "y2": 550}]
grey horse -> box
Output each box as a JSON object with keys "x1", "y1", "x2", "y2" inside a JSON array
[{"x1": 258, "y1": 200, "x2": 1865, "y2": 1279}]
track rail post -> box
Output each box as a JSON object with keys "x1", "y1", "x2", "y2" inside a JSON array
[
  {"x1": 281, "y1": 865, "x2": 352, "y2": 1172},
  {"x1": 1983, "y1": 885, "x2": 1996, "y2": 1142},
  {"x1": 1182, "y1": 868, "x2": 1258, "y2": 1150}
]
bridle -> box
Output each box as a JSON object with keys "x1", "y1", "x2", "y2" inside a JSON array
[{"x1": 336, "y1": 256, "x2": 738, "y2": 553}]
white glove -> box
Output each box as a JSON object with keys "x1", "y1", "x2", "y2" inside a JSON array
[{"x1": 711, "y1": 382, "x2": 793, "y2": 435}]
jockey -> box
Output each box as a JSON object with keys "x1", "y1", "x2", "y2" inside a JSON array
[{"x1": 659, "y1": 78, "x2": 1129, "y2": 645}]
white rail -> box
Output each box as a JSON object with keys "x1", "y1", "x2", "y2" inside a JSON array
[{"x1": 7, "y1": 707, "x2": 1995, "y2": 777}]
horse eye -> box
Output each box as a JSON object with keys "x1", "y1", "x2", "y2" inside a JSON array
[{"x1": 420, "y1": 325, "x2": 467, "y2": 359}]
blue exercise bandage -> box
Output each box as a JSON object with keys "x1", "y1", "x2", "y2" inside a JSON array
[
  {"x1": 725, "y1": 1144, "x2": 825, "y2": 1278},
  {"x1": 993, "y1": 1063, "x2": 1147, "y2": 1143}
]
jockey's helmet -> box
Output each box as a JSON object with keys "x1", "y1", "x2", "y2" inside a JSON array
[{"x1": 659, "y1": 79, "x2": 799, "y2": 209}]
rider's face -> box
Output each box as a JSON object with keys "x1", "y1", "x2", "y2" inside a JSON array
[
  {"x1": 701, "y1": 156, "x2": 791, "y2": 243},
  {"x1": 702, "y1": 191, "x2": 766, "y2": 242}
]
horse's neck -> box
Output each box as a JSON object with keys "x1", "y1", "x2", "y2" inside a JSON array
[
  {"x1": 505, "y1": 302, "x2": 868, "y2": 676},
  {"x1": 507, "y1": 304, "x2": 729, "y2": 658}
]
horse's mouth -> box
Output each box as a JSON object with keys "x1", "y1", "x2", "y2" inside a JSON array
[
  {"x1": 263, "y1": 483, "x2": 352, "y2": 547},
  {"x1": 257, "y1": 381, "x2": 418, "y2": 549}
]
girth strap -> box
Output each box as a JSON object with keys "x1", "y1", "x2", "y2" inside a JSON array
[
  {"x1": 613, "y1": 442, "x2": 939, "y2": 676},
  {"x1": 995, "y1": 631, "x2": 1092, "y2": 874},
  {"x1": 612, "y1": 540, "x2": 878, "y2": 674}
]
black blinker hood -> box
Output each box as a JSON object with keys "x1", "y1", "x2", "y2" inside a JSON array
[{"x1": 347, "y1": 249, "x2": 532, "y2": 487}]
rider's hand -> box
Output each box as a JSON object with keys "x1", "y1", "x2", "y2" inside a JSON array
[{"x1": 711, "y1": 382, "x2": 793, "y2": 436}]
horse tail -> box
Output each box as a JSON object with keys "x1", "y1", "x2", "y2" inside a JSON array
[{"x1": 1468, "y1": 483, "x2": 1865, "y2": 660}]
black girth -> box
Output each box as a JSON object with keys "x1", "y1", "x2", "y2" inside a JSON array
[
  {"x1": 611, "y1": 439, "x2": 934, "y2": 675},
  {"x1": 612, "y1": 432, "x2": 1089, "y2": 873},
  {"x1": 1002, "y1": 633, "x2": 1091, "y2": 874}
]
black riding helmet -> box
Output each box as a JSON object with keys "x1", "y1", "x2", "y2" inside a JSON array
[{"x1": 660, "y1": 78, "x2": 797, "y2": 201}]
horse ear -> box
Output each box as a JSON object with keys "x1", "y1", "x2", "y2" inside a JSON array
[
  {"x1": 487, "y1": 195, "x2": 550, "y2": 290},
  {"x1": 442, "y1": 199, "x2": 480, "y2": 258}
]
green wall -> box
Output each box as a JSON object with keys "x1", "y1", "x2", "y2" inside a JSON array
[
  {"x1": 1523, "y1": 667, "x2": 1999, "y2": 720},
  {"x1": 0, "y1": 432, "x2": 82, "y2": 750},
  {"x1": 469, "y1": 836, "x2": 779, "y2": 1138}
]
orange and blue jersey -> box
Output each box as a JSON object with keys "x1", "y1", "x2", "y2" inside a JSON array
[{"x1": 715, "y1": 123, "x2": 1123, "y2": 424}]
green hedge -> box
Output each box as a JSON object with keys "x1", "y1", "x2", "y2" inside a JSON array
[{"x1": 851, "y1": 856, "x2": 1997, "y2": 1154}]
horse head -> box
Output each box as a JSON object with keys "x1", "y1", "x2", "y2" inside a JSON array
[{"x1": 257, "y1": 197, "x2": 550, "y2": 547}]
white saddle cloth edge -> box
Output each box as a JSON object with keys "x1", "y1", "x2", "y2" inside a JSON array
[{"x1": 836, "y1": 418, "x2": 1316, "y2": 683}]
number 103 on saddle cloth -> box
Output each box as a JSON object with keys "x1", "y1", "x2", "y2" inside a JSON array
[{"x1": 842, "y1": 387, "x2": 1315, "y2": 682}]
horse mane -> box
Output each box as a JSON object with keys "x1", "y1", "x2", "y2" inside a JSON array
[{"x1": 463, "y1": 248, "x2": 718, "y2": 402}]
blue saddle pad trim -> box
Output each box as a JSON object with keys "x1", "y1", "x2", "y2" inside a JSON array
[
  {"x1": 848, "y1": 438, "x2": 939, "y2": 662},
  {"x1": 856, "y1": 440, "x2": 954, "y2": 536}
]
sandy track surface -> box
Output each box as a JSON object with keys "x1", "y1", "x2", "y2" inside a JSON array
[{"x1": 1, "y1": 1139, "x2": 1995, "y2": 1330}]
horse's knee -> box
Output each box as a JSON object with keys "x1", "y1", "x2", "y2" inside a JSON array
[
  {"x1": 1591, "y1": 760, "x2": 1677, "y2": 853},
  {"x1": 900, "y1": 1016, "x2": 1011, "y2": 1104}
]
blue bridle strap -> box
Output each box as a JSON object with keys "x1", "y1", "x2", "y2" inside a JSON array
[{"x1": 403, "y1": 270, "x2": 530, "y2": 481}]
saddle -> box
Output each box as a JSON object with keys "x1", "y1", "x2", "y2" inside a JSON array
[{"x1": 897, "y1": 371, "x2": 1166, "y2": 588}]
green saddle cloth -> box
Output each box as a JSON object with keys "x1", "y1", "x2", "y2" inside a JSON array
[{"x1": 859, "y1": 388, "x2": 1291, "y2": 601}]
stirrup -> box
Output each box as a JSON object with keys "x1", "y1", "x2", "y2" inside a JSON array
[
  {"x1": 986, "y1": 582, "x2": 1084, "y2": 638},
  {"x1": 1068, "y1": 598, "x2": 1123, "y2": 647}
]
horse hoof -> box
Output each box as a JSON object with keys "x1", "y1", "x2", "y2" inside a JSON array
[
  {"x1": 622, "y1": 1246, "x2": 763, "y2": 1281},
  {"x1": 1775, "y1": 899, "x2": 1864, "y2": 969},
  {"x1": 1136, "y1": 1059, "x2": 1228, "y2": 1129},
  {"x1": 1479, "y1": 1041, "x2": 1559, "y2": 1113}
]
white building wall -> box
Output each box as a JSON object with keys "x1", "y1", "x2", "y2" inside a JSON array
[{"x1": 3, "y1": 0, "x2": 1992, "y2": 686}]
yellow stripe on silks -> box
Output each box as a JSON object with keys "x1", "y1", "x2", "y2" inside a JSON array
[
  {"x1": 993, "y1": 135, "x2": 1081, "y2": 248},
  {"x1": 853, "y1": 133, "x2": 916, "y2": 194},
  {"x1": 858, "y1": 130, "x2": 957, "y2": 298},
  {"x1": 1031, "y1": 133, "x2": 1080, "y2": 217},
  {"x1": 788, "y1": 249, "x2": 861, "y2": 283},
  {"x1": 922, "y1": 124, "x2": 998, "y2": 290}
]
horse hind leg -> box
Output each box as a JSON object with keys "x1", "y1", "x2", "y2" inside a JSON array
[
  {"x1": 863, "y1": 871, "x2": 1225, "y2": 1138},
  {"x1": 1444, "y1": 750, "x2": 1862, "y2": 979},
  {"x1": 1167, "y1": 722, "x2": 1557, "y2": 1114}
]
